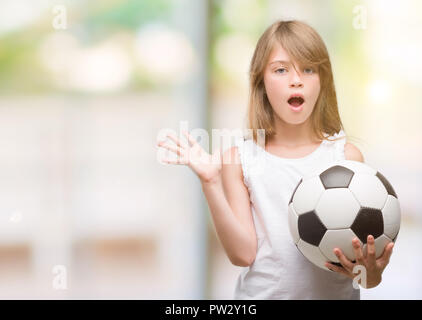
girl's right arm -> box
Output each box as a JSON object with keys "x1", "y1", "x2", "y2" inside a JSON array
[{"x1": 157, "y1": 131, "x2": 257, "y2": 267}]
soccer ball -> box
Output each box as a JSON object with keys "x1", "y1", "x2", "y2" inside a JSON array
[{"x1": 288, "y1": 160, "x2": 401, "y2": 271}]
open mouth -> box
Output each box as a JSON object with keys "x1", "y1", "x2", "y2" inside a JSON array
[{"x1": 288, "y1": 97, "x2": 305, "y2": 107}]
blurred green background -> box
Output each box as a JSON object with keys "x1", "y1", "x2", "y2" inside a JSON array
[{"x1": 0, "y1": 0, "x2": 421, "y2": 299}]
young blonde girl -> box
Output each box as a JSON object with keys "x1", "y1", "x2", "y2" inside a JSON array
[{"x1": 157, "y1": 20, "x2": 394, "y2": 299}]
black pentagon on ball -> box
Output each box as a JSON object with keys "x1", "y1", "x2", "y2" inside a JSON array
[
  {"x1": 376, "y1": 171, "x2": 397, "y2": 198},
  {"x1": 289, "y1": 178, "x2": 302, "y2": 204},
  {"x1": 351, "y1": 207, "x2": 384, "y2": 244},
  {"x1": 298, "y1": 210, "x2": 327, "y2": 246},
  {"x1": 320, "y1": 165, "x2": 354, "y2": 189}
]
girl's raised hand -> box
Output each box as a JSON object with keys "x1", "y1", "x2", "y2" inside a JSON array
[{"x1": 157, "y1": 131, "x2": 222, "y2": 184}]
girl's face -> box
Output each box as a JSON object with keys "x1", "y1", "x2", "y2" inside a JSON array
[{"x1": 263, "y1": 42, "x2": 320, "y2": 125}]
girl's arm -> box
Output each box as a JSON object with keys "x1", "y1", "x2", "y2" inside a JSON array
[
  {"x1": 157, "y1": 132, "x2": 257, "y2": 267},
  {"x1": 201, "y1": 146, "x2": 257, "y2": 267}
]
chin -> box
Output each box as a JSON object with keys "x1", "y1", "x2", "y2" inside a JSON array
[
  {"x1": 279, "y1": 113, "x2": 310, "y2": 125},
  {"x1": 286, "y1": 118, "x2": 309, "y2": 125}
]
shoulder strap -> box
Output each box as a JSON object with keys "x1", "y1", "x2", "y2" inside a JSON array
[
  {"x1": 234, "y1": 137, "x2": 267, "y2": 186},
  {"x1": 234, "y1": 137, "x2": 251, "y2": 187},
  {"x1": 327, "y1": 129, "x2": 347, "y2": 161}
]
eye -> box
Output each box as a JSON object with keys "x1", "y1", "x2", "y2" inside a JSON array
[
  {"x1": 304, "y1": 67, "x2": 314, "y2": 74},
  {"x1": 276, "y1": 68, "x2": 287, "y2": 74}
]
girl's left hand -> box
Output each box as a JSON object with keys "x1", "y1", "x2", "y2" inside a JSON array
[{"x1": 325, "y1": 235, "x2": 394, "y2": 289}]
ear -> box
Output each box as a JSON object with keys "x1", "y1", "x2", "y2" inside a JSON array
[{"x1": 344, "y1": 142, "x2": 364, "y2": 162}]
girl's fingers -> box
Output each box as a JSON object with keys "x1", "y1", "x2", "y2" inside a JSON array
[
  {"x1": 183, "y1": 131, "x2": 199, "y2": 147},
  {"x1": 158, "y1": 142, "x2": 184, "y2": 157},
  {"x1": 162, "y1": 158, "x2": 187, "y2": 165},
  {"x1": 333, "y1": 248, "x2": 354, "y2": 273},
  {"x1": 166, "y1": 133, "x2": 188, "y2": 149},
  {"x1": 325, "y1": 262, "x2": 353, "y2": 279},
  {"x1": 352, "y1": 237, "x2": 365, "y2": 265},
  {"x1": 366, "y1": 235, "x2": 377, "y2": 267},
  {"x1": 378, "y1": 241, "x2": 394, "y2": 267}
]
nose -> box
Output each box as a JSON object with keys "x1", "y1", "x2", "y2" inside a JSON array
[{"x1": 289, "y1": 69, "x2": 303, "y2": 88}]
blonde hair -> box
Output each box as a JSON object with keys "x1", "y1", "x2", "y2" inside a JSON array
[{"x1": 247, "y1": 20, "x2": 344, "y2": 143}]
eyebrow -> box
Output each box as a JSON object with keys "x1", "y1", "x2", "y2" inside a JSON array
[{"x1": 269, "y1": 60, "x2": 291, "y2": 66}]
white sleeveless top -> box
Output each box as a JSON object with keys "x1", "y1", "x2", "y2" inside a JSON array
[{"x1": 232, "y1": 130, "x2": 360, "y2": 300}]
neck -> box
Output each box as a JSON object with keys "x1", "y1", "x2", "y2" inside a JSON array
[{"x1": 268, "y1": 116, "x2": 318, "y2": 148}]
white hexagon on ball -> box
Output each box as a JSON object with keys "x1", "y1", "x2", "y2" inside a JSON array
[
  {"x1": 297, "y1": 239, "x2": 330, "y2": 271},
  {"x1": 349, "y1": 173, "x2": 388, "y2": 209},
  {"x1": 319, "y1": 229, "x2": 362, "y2": 263},
  {"x1": 315, "y1": 188, "x2": 360, "y2": 229},
  {"x1": 382, "y1": 195, "x2": 401, "y2": 240},
  {"x1": 292, "y1": 176, "x2": 325, "y2": 215}
]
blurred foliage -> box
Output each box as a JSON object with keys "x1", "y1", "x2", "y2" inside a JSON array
[
  {"x1": 0, "y1": 0, "x2": 173, "y2": 94},
  {"x1": 78, "y1": 0, "x2": 172, "y2": 43},
  {"x1": 0, "y1": 32, "x2": 50, "y2": 94},
  {"x1": 209, "y1": 0, "x2": 267, "y2": 89}
]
